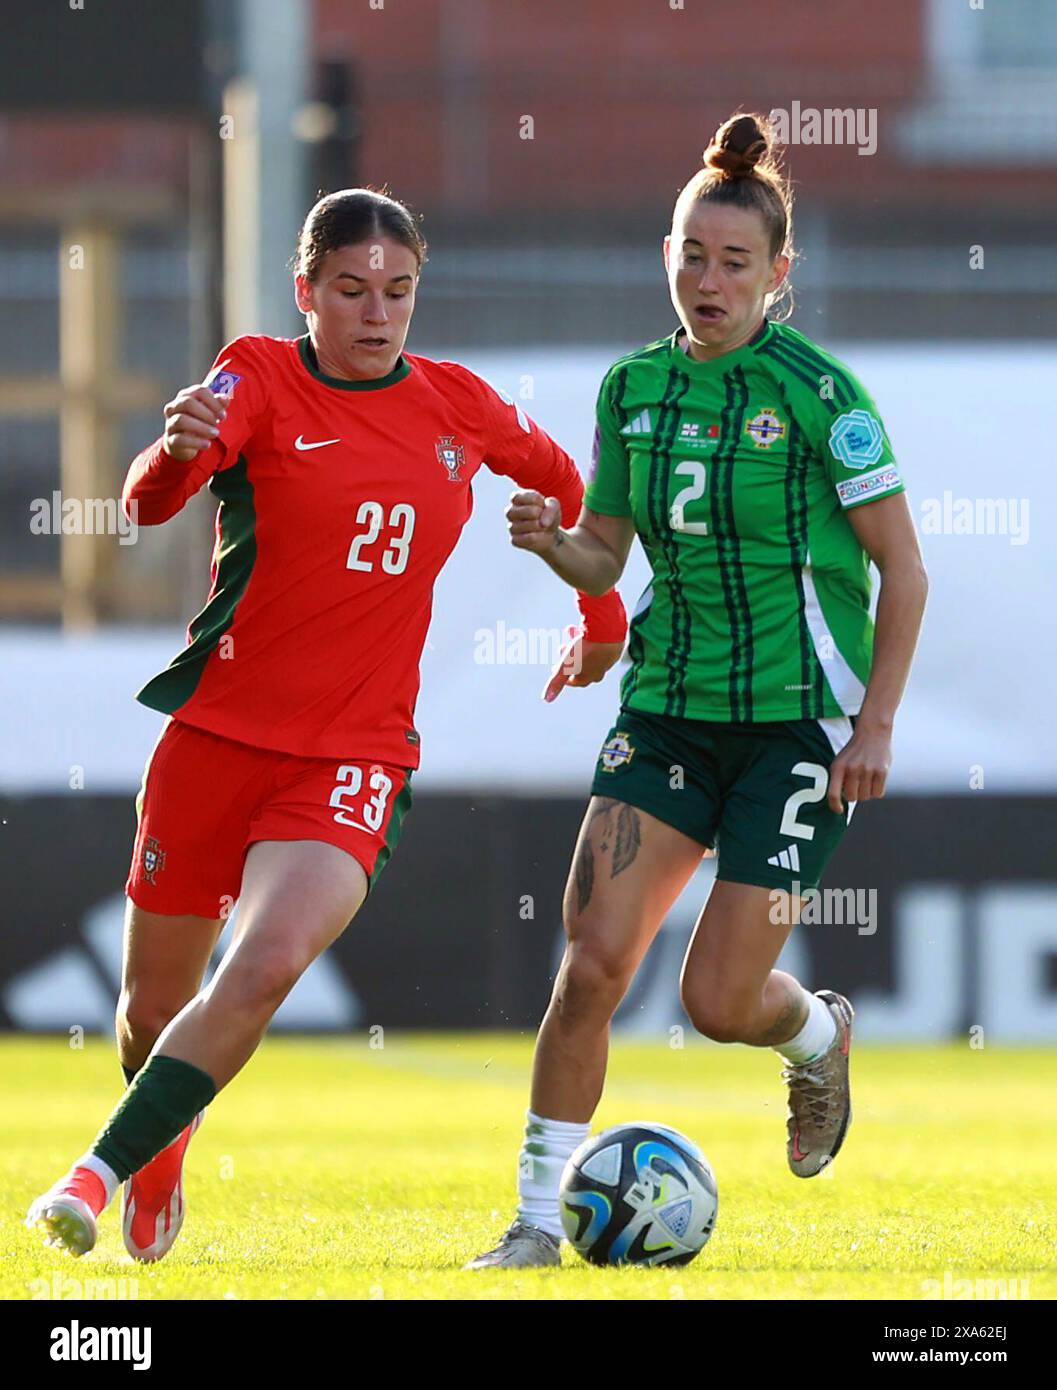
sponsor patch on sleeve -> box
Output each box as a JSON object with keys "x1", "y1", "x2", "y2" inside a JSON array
[{"x1": 836, "y1": 464, "x2": 903, "y2": 507}]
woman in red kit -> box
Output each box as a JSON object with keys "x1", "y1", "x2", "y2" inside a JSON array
[{"x1": 27, "y1": 189, "x2": 627, "y2": 1262}]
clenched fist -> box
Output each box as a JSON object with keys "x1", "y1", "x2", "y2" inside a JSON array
[
  {"x1": 507, "y1": 489, "x2": 562, "y2": 555},
  {"x1": 163, "y1": 385, "x2": 230, "y2": 462}
]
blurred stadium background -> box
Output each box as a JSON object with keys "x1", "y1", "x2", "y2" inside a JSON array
[{"x1": 2, "y1": 0, "x2": 1055, "y2": 1043}]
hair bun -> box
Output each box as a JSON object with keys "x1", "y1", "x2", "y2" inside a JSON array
[{"x1": 703, "y1": 114, "x2": 770, "y2": 177}]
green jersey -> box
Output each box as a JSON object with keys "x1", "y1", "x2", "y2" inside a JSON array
[{"x1": 583, "y1": 318, "x2": 904, "y2": 723}]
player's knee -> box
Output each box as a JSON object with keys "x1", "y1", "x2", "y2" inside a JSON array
[
  {"x1": 554, "y1": 941, "x2": 631, "y2": 1025},
  {"x1": 680, "y1": 986, "x2": 748, "y2": 1044},
  {"x1": 221, "y1": 944, "x2": 306, "y2": 1016},
  {"x1": 117, "y1": 989, "x2": 185, "y2": 1047}
]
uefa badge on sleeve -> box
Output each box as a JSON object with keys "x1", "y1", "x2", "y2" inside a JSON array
[{"x1": 435, "y1": 435, "x2": 465, "y2": 482}]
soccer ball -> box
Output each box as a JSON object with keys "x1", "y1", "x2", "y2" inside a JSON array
[{"x1": 559, "y1": 1122, "x2": 718, "y2": 1266}]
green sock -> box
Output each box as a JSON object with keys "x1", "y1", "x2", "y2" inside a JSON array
[
  {"x1": 121, "y1": 1063, "x2": 138, "y2": 1087},
  {"x1": 92, "y1": 1055, "x2": 216, "y2": 1181}
]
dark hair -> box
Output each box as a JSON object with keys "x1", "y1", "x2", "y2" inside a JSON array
[
  {"x1": 674, "y1": 112, "x2": 794, "y2": 314},
  {"x1": 294, "y1": 187, "x2": 427, "y2": 280}
]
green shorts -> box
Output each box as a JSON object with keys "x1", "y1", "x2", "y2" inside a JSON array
[{"x1": 589, "y1": 705, "x2": 857, "y2": 891}]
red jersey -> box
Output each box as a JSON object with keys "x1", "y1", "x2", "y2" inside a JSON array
[{"x1": 122, "y1": 334, "x2": 627, "y2": 766}]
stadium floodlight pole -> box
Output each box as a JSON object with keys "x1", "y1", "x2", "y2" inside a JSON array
[{"x1": 222, "y1": 0, "x2": 311, "y2": 341}]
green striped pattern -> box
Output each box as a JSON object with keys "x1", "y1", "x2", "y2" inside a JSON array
[{"x1": 584, "y1": 320, "x2": 904, "y2": 722}]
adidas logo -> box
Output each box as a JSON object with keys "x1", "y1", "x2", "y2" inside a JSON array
[
  {"x1": 767, "y1": 844, "x2": 801, "y2": 871},
  {"x1": 620, "y1": 409, "x2": 652, "y2": 436},
  {"x1": 1, "y1": 892, "x2": 360, "y2": 1031}
]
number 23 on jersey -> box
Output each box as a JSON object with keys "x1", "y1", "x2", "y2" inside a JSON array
[{"x1": 346, "y1": 501, "x2": 416, "y2": 575}]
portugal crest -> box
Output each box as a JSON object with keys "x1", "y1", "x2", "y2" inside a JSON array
[
  {"x1": 142, "y1": 835, "x2": 167, "y2": 885},
  {"x1": 435, "y1": 434, "x2": 465, "y2": 482}
]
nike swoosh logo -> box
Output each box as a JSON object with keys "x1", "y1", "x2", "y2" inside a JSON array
[
  {"x1": 294, "y1": 435, "x2": 340, "y2": 451},
  {"x1": 791, "y1": 1129, "x2": 809, "y2": 1162}
]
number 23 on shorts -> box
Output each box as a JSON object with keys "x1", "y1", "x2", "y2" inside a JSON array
[{"x1": 329, "y1": 763, "x2": 394, "y2": 833}]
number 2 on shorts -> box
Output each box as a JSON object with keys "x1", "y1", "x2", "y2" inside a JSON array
[{"x1": 779, "y1": 761, "x2": 829, "y2": 841}]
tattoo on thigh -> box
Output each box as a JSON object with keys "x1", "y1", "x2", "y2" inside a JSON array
[
  {"x1": 573, "y1": 837, "x2": 595, "y2": 915},
  {"x1": 574, "y1": 800, "x2": 616, "y2": 914},
  {"x1": 610, "y1": 804, "x2": 642, "y2": 878},
  {"x1": 573, "y1": 799, "x2": 644, "y2": 913}
]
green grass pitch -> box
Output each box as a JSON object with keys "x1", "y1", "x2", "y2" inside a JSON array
[{"x1": 2, "y1": 1034, "x2": 1053, "y2": 1300}]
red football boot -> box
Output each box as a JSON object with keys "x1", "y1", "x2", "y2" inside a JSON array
[{"x1": 122, "y1": 1112, "x2": 203, "y2": 1262}]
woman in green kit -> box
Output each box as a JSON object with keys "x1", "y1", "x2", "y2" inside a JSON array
[{"x1": 468, "y1": 111, "x2": 928, "y2": 1268}]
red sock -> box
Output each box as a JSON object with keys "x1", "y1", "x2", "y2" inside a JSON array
[{"x1": 67, "y1": 1167, "x2": 108, "y2": 1216}]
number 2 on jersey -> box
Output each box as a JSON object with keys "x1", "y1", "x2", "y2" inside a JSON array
[
  {"x1": 670, "y1": 461, "x2": 710, "y2": 535},
  {"x1": 346, "y1": 501, "x2": 416, "y2": 574}
]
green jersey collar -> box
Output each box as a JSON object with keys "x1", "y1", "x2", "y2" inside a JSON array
[
  {"x1": 297, "y1": 335, "x2": 411, "y2": 391},
  {"x1": 670, "y1": 318, "x2": 773, "y2": 374}
]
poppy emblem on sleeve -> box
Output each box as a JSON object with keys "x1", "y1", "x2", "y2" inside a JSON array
[{"x1": 436, "y1": 435, "x2": 465, "y2": 482}]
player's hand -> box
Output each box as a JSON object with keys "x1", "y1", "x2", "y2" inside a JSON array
[
  {"x1": 162, "y1": 385, "x2": 230, "y2": 462},
  {"x1": 543, "y1": 628, "x2": 625, "y2": 702},
  {"x1": 827, "y1": 722, "x2": 892, "y2": 813},
  {"x1": 507, "y1": 489, "x2": 562, "y2": 555}
]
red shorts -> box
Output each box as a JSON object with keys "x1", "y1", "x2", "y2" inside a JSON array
[{"x1": 125, "y1": 718, "x2": 414, "y2": 919}]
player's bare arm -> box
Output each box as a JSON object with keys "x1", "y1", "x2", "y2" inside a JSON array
[
  {"x1": 826, "y1": 492, "x2": 929, "y2": 812},
  {"x1": 507, "y1": 493, "x2": 635, "y2": 596}
]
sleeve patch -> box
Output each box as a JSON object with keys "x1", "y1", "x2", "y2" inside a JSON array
[
  {"x1": 206, "y1": 366, "x2": 242, "y2": 398},
  {"x1": 588, "y1": 422, "x2": 602, "y2": 483},
  {"x1": 836, "y1": 465, "x2": 902, "y2": 506},
  {"x1": 829, "y1": 408, "x2": 885, "y2": 470}
]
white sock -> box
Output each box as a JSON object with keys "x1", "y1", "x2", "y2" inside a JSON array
[
  {"x1": 516, "y1": 1110, "x2": 590, "y2": 1240},
  {"x1": 73, "y1": 1152, "x2": 120, "y2": 1206},
  {"x1": 775, "y1": 990, "x2": 836, "y2": 1064}
]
